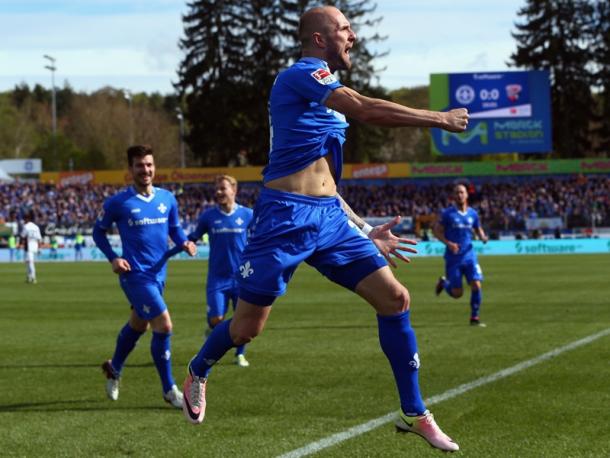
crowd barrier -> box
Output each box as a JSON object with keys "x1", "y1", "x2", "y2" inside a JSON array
[{"x1": 1, "y1": 239, "x2": 609, "y2": 263}]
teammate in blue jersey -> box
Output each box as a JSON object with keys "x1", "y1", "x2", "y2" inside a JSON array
[
  {"x1": 93, "y1": 144, "x2": 197, "y2": 408},
  {"x1": 182, "y1": 7, "x2": 468, "y2": 452},
  {"x1": 188, "y1": 175, "x2": 253, "y2": 367},
  {"x1": 433, "y1": 183, "x2": 488, "y2": 326}
]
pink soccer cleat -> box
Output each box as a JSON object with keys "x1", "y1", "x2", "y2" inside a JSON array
[
  {"x1": 395, "y1": 410, "x2": 460, "y2": 452},
  {"x1": 182, "y1": 368, "x2": 207, "y2": 424}
]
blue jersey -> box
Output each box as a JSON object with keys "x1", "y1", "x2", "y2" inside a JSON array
[
  {"x1": 264, "y1": 57, "x2": 349, "y2": 183},
  {"x1": 189, "y1": 204, "x2": 253, "y2": 291},
  {"x1": 95, "y1": 186, "x2": 187, "y2": 283},
  {"x1": 440, "y1": 206, "x2": 481, "y2": 259}
]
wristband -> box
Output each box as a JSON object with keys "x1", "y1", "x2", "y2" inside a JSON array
[{"x1": 361, "y1": 223, "x2": 373, "y2": 236}]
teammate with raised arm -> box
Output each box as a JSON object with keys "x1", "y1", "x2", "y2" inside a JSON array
[
  {"x1": 183, "y1": 7, "x2": 468, "y2": 452},
  {"x1": 93, "y1": 144, "x2": 197, "y2": 408},
  {"x1": 434, "y1": 183, "x2": 488, "y2": 326}
]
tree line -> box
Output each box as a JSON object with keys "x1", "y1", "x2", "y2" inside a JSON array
[{"x1": 0, "y1": 0, "x2": 607, "y2": 171}]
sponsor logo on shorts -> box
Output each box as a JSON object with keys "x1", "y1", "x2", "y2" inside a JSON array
[{"x1": 311, "y1": 68, "x2": 337, "y2": 85}]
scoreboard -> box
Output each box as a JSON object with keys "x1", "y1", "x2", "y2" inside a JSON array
[{"x1": 430, "y1": 70, "x2": 552, "y2": 155}]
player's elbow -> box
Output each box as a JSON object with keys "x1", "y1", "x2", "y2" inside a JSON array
[{"x1": 92, "y1": 224, "x2": 106, "y2": 243}]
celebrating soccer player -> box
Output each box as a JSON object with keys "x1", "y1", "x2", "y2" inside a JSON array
[
  {"x1": 93, "y1": 144, "x2": 197, "y2": 408},
  {"x1": 182, "y1": 6, "x2": 468, "y2": 452},
  {"x1": 433, "y1": 183, "x2": 489, "y2": 325},
  {"x1": 187, "y1": 175, "x2": 253, "y2": 367}
]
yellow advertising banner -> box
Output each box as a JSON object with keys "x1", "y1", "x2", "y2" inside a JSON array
[{"x1": 40, "y1": 167, "x2": 265, "y2": 186}]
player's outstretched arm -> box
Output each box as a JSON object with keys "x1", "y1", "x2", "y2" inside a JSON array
[
  {"x1": 336, "y1": 194, "x2": 417, "y2": 268},
  {"x1": 326, "y1": 86, "x2": 468, "y2": 132},
  {"x1": 368, "y1": 216, "x2": 418, "y2": 268}
]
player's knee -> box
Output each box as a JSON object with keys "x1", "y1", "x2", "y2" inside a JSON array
[
  {"x1": 208, "y1": 316, "x2": 223, "y2": 328},
  {"x1": 230, "y1": 327, "x2": 258, "y2": 346},
  {"x1": 451, "y1": 288, "x2": 463, "y2": 298},
  {"x1": 230, "y1": 318, "x2": 263, "y2": 345},
  {"x1": 382, "y1": 284, "x2": 410, "y2": 314},
  {"x1": 471, "y1": 281, "x2": 481, "y2": 291}
]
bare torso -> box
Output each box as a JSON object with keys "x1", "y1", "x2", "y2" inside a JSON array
[{"x1": 265, "y1": 154, "x2": 337, "y2": 197}]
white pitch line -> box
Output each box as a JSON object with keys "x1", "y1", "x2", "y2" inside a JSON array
[{"x1": 278, "y1": 327, "x2": 610, "y2": 458}]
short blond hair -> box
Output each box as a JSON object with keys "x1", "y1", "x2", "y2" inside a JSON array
[{"x1": 215, "y1": 174, "x2": 237, "y2": 189}]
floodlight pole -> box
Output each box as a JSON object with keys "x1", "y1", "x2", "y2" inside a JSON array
[
  {"x1": 124, "y1": 90, "x2": 134, "y2": 145},
  {"x1": 176, "y1": 108, "x2": 185, "y2": 168},
  {"x1": 43, "y1": 54, "x2": 57, "y2": 168}
]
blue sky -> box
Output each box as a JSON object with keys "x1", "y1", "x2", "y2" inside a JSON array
[{"x1": 0, "y1": 0, "x2": 526, "y2": 94}]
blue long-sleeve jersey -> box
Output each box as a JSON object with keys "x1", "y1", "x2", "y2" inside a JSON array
[
  {"x1": 93, "y1": 186, "x2": 187, "y2": 283},
  {"x1": 189, "y1": 204, "x2": 253, "y2": 291}
]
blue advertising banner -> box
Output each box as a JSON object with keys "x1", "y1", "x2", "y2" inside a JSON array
[
  {"x1": 415, "y1": 239, "x2": 610, "y2": 257},
  {"x1": 430, "y1": 71, "x2": 552, "y2": 155},
  {"x1": 0, "y1": 246, "x2": 210, "y2": 263},
  {"x1": 1, "y1": 240, "x2": 608, "y2": 262}
]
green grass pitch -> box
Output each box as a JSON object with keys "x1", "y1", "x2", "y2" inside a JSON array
[{"x1": 1, "y1": 254, "x2": 609, "y2": 457}]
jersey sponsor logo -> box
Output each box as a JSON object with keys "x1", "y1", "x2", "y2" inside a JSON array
[
  {"x1": 239, "y1": 260, "x2": 254, "y2": 279},
  {"x1": 211, "y1": 227, "x2": 246, "y2": 234},
  {"x1": 128, "y1": 217, "x2": 169, "y2": 227},
  {"x1": 311, "y1": 68, "x2": 337, "y2": 85},
  {"x1": 157, "y1": 203, "x2": 167, "y2": 214}
]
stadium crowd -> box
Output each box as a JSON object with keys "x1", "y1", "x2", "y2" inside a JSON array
[{"x1": 1, "y1": 174, "x2": 608, "y2": 237}]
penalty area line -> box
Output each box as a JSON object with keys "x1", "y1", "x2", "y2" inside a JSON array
[{"x1": 277, "y1": 327, "x2": 610, "y2": 458}]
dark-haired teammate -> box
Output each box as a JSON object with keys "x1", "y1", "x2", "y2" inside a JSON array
[
  {"x1": 433, "y1": 184, "x2": 488, "y2": 325},
  {"x1": 93, "y1": 144, "x2": 197, "y2": 407},
  {"x1": 183, "y1": 6, "x2": 468, "y2": 452}
]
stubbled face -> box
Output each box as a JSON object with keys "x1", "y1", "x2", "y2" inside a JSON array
[
  {"x1": 130, "y1": 154, "x2": 155, "y2": 188},
  {"x1": 454, "y1": 185, "x2": 468, "y2": 205},
  {"x1": 323, "y1": 9, "x2": 356, "y2": 72},
  {"x1": 215, "y1": 179, "x2": 236, "y2": 207}
]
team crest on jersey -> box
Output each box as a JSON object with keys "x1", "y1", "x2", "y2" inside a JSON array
[
  {"x1": 236, "y1": 217, "x2": 244, "y2": 226},
  {"x1": 311, "y1": 68, "x2": 337, "y2": 85},
  {"x1": 157, "y1": 203, "x2": 167, "y2": 214}
]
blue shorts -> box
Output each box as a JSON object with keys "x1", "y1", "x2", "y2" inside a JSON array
[
  {"x1": 206, "y1": 285, "x2": 239, "y2": 318},
  {"x1": 445, "y1": 255, "x2": 483, "y2": 290},
  {"x1": 120, "y1": 277, "x2": 167, "y2": 320},
  {"x1": 237, "y1": 187, "x2": 387, "y2": 305}
]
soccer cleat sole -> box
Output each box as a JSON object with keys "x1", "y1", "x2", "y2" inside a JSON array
[{"x1": 395, "y1": 426, "x2": 458, "y2": 453}]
